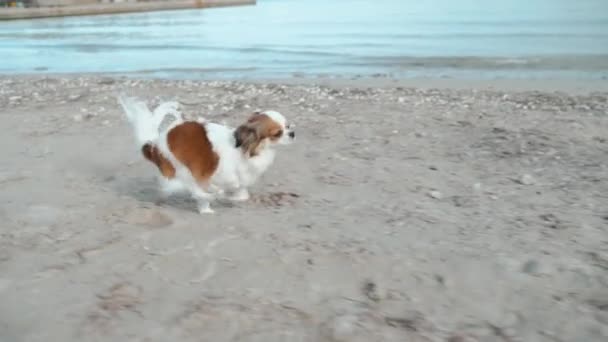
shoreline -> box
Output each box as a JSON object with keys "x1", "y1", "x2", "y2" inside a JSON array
[
  {"x1": 249, "y1": 77, "x2": 608, "y2": 94},
  {"x1": 0, "y1": 0, "x2": 255, "y2": 20},
  {"x1": 3, "y1": 73, "x2": 608, "y2": 94}
]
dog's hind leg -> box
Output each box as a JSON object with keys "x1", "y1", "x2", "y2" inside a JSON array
[
  {"x1": 158, "y1": 177, "x2": 186, "y2": 200},
  {"x1": 191, "y1": 186, "x2": 215, "y2": 214}
]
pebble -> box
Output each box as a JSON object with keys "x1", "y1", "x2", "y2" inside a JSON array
[
  {"x1": 125, "y1": 208, "x2": 173, "y2": 228},
  {"x1": 539, "y1": 213, "x2": 562, "y2": 229},
  {"x1": 68, "y1": 93, "x2": 83, "y2": 101},
  {"x1": 98, "y1": 77, "x2": 115, "y2": 85},
  {"x1": 325, "y1": 314, "x2": 365, "y2": 342},
  {"x1": 519, "y1": 174, "x2": 535, "y2": 185},
  {"x1": 586, "y1": 292, "x2": 608, "y2": 311},
  {"x1": 73, "y1": 114, "x2": 83, "y2": 122},
  {"x1": 521, "y1": 259, "x2": 540, "y2": 275},
  {"x1": 428, "y1": 190, "x2": 443, "y2": 200},
  {"x1": 362, "y1": 280, "x2": 382, "y2": 302},
  {"x1": 447, "y1": 334, "x2": 479, "y2": 342},
  {"x1": 384, "y1": 310, "x2": 431, "y2": 332}
]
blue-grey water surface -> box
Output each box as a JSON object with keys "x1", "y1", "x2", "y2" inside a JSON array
[{"x1": 1, "y1": 0, "x2": 608, "y2": 79}]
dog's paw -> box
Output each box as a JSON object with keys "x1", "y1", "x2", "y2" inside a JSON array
[{"x1": 198, "y1": 206, "x2": 215, "y2": 214}]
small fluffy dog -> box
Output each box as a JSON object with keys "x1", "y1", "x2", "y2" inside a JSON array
[{"x1": 119, "y1": 96, "x2": 295, "y2": 213}]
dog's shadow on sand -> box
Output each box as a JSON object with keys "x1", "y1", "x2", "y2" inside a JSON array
[
  {"x1": 107, "y1": 175, "x2": 235, "y2": 212},
  {"x1": 104, "y1": 172, "x2": 299, "y2": 212}
]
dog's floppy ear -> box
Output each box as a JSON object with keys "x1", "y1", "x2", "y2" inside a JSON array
[
  {"x1": 234, "y1": 125, "x2": 256, "y2": 148},
  {"x1": 234, "y1": 120, "x2": 262, "y2": 157}
]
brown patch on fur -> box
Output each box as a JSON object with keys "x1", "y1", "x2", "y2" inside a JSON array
[
  {"x1": 142, "y1": 143, "x2": 176, "y2": 178},
  {"x1": 167, "y1": 122, "x2": 219, "y2": 187},
  {"x1": 234, "y1": 113, "x2": 283, "y2": 157}
]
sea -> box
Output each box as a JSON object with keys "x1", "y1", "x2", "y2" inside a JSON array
[{"x1": 1, "y1": 0, "x2": 608, "y2": 79}]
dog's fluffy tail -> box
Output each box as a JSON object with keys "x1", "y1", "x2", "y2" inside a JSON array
[{"x1": 118, "y1": 95, "x2": 182, "y2": 148}]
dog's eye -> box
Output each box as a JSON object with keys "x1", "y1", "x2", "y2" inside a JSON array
[{"x1": 273, "y1": 130, "x2": 283, "y2": 137}]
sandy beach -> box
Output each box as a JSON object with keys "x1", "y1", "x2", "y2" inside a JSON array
[{"x1": 0, "y1": 75, "x2": 607, "y2": 341}]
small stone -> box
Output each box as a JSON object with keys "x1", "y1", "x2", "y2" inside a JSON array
[
  {"x1": 522, "y1": 260, "x2": 540, "y2": 275},
  {"x1": 472, "y1": 183, "x2": 482, "y2": 191},
  {"x1": 447, "y1": 334, "x2": 478, "y2": 342},
  {"x1": 68, "y1": 93, "x2": 83, "y2": 101},
  {"x1": 586, "y1": 292, "x2": 608, "y2": 310},
  {"x1": 9, "y1": 95, "x2": 22, "y2": 102},
  {"x1": 587, "y1": 251, "x2": 608, "y2": 271},
  {"x1": 362, "y1": 280, "x2": 382, "y2": 302},
  {"x1": 327, "y1": 315, "x2": 360, "y2": 341},
  {"x1": 98, "y1": 77, "x2": 115, "y2": 85},
  {"x1": 126, "y1": 208, "x2": 173, "y2": 228},
  {"x1": 434, "y1": 274, "x2": 445, "y2": 286},
  {"x1": 102, "y1": 120, "x2": 110, "y2": 126},
  {"x1": 501, "y1": 311, "x2": 522, "y2": 328},
  {"x1": 428, "y1": 190, "x2": 443, "y2": 200},
  {"x1": 398, "y1": 97, "x2": 405, "y2": 103},
  {"x1": 539, "y1": 213, "x2": 562, "y2": 229},
  {"x1": 73, "y1": 114, "x2": 83, "y2": 122},
  {"x1": 518, "y1": 174, "x2": 535, "y2": 185},
  {"x1": 384, "y1": 311, "x2": 431, "y2": 332},
  {"x1": 451, "y1": 196, "x2": 469, "y2": 207}
]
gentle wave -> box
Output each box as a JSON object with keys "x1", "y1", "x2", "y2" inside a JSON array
[
  {"x1": 5, "y1": 32, "x2": 608, "y2": 41},
  {"x1": 3, "y1": 43, "x2": 354, "y2": 58},
  {"x1": 357, "y1": 55, "x2": 608, "y2": 71}
]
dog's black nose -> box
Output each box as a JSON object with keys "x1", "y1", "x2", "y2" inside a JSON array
[{"x1": 289, "y1": 131, "x2": 295, "y2": 138}]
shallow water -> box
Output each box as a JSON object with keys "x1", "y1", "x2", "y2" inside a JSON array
[{"x1": 1, "y1": 0, "x2": 608, "y2": 79}]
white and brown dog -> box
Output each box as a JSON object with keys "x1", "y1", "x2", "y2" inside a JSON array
[{"x1": 119, "y1": 96, "x2": 295, "y2": 213}]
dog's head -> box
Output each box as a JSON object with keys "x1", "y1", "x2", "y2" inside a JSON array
[{"x1": 234, "y1": 110, "x2": 295, "y2": 157}]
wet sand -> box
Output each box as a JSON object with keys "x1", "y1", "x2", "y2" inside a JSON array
[{"x1": 0, "y1": 76, "x2": 607, "y2": 341}]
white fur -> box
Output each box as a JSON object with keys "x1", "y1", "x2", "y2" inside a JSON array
[
  {"x1": 118, "y1": 95, "x2": 182, "y2": 147},
  {"x1": 119, "y1": 96, "x2": 294, "y2": 214}
]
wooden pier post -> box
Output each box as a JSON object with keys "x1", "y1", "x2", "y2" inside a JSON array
[{"x1": 0, "y1": 0, "x2": 256, "y2": 20}]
